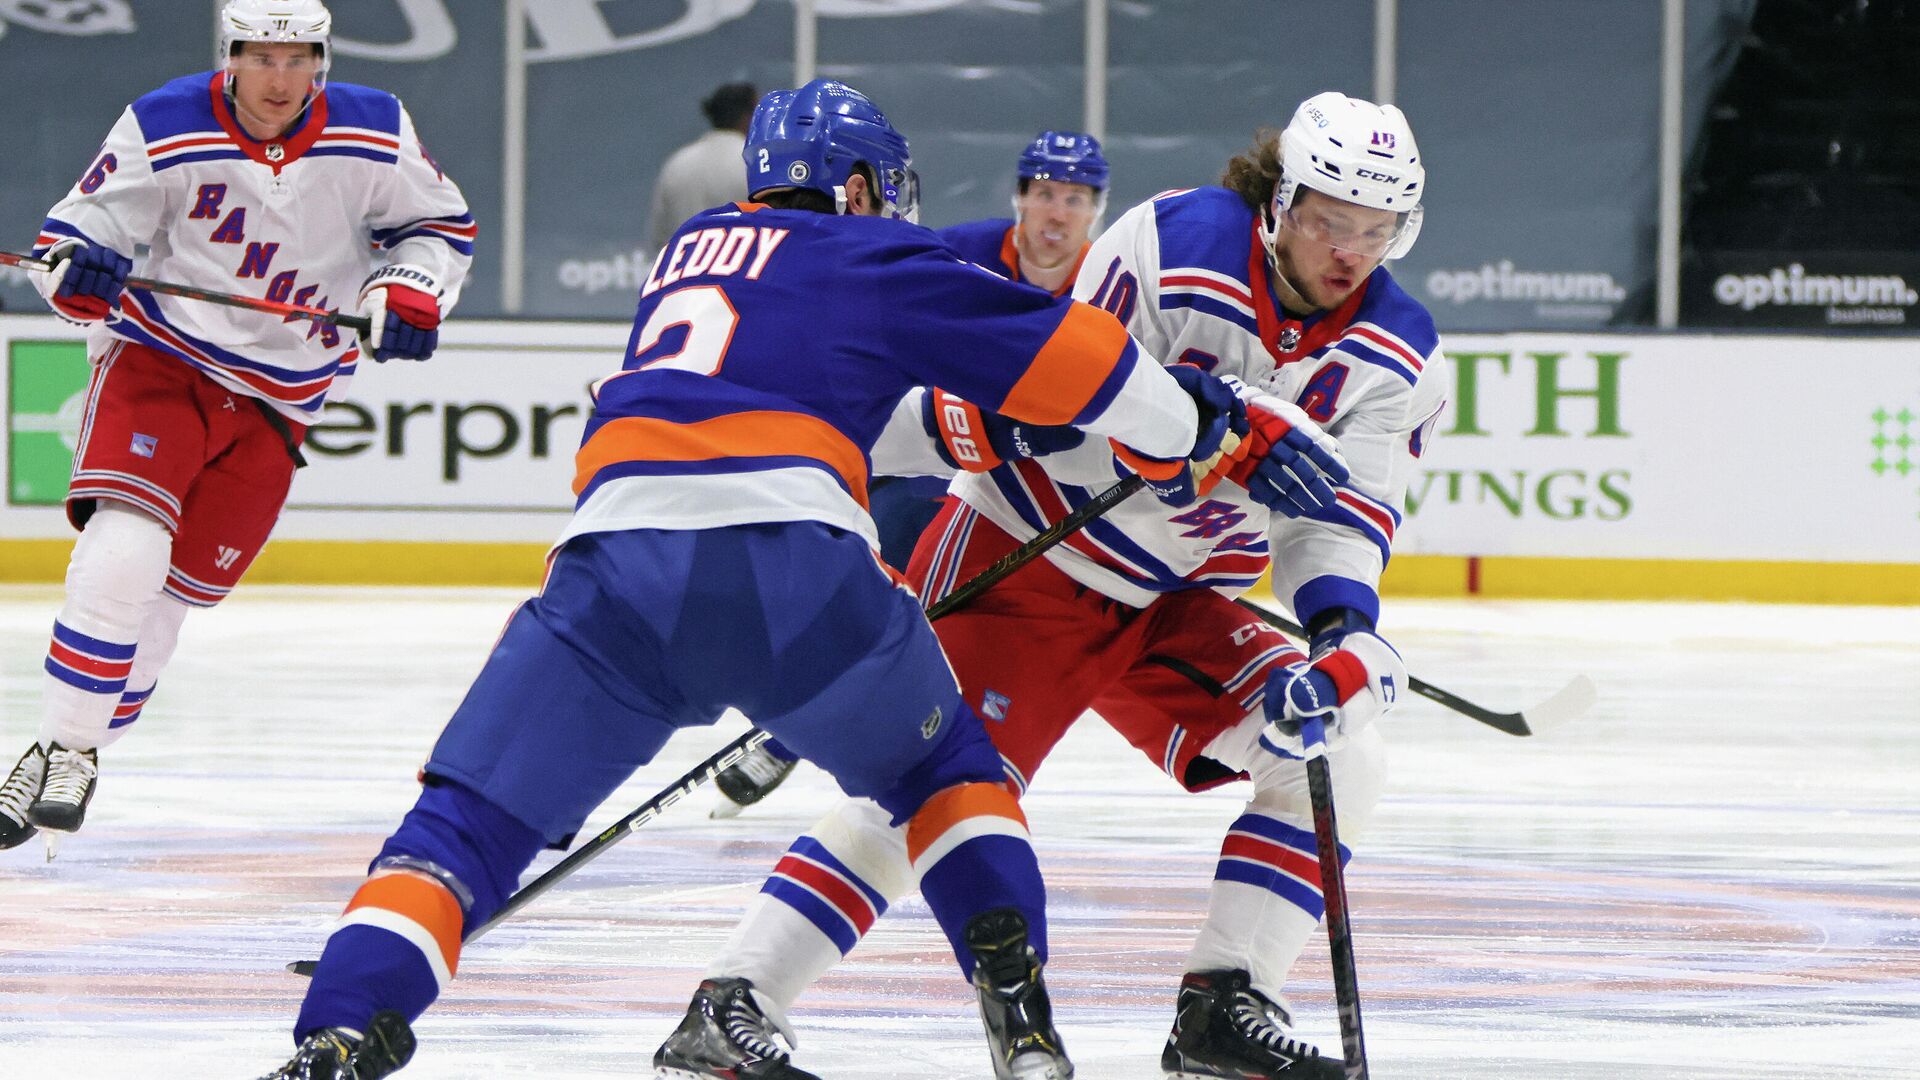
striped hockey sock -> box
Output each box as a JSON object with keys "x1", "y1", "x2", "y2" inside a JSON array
[
  {"x1": 296, "y1": 871, "x2": 465, "y2": 1038},
  {"x1": 108, "y1": 684, "x2": 155, "y2": 732},
  {"x1": 908, "y1": 782, "x2": 1047, "y2": 977},
  {"x1": 1188, "y1": 811, "x2": 1350, "y2": 997},
  {"x1": 40, "y1": 620, "x2": 135, "y2": 748}
]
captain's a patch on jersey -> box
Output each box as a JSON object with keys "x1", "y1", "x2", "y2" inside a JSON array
[{"x1": 982, "y1": 689, "x2": 1011, "y2": 721}]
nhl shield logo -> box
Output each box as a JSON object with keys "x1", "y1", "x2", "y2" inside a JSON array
[
  {"x1": 265, "y1": 143, "x2": 286, "y2": 163},
  {"x1": 1279, "y1": 325, "x2": 1302, "y2": 351},
  {"x1": 921, "y1": 706, "x2": 943, "y2": 740},
  {"x1": 787, "y1": 160, "x2": 810, "y2": 184}
]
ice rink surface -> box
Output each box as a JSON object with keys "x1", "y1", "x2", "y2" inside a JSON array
[{"x1": 2, "y1": 583, "x2": 1917, "y2": 1079}]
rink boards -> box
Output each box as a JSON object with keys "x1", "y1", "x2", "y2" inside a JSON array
[{"x1": 2, "y1": 314, "x2": 1916, "y2": 603}]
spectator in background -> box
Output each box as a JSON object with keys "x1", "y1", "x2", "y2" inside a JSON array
[{"x1": 647, "y1": 81, "x2": 758, "y2": 252}]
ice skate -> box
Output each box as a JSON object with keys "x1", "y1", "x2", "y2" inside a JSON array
[
  {"x1": 29, "y1": 743, "x2": 99, "y2": 834},
  {"x1": 710, "y1": 744, "x2": 798, "y2": 818},
  {"x1": 653, "y1": 977, "x2": 820, "y2": 1079},
  {"x1": 967, "y1": 907, "x2": 1073, "y2": 1080},
  {"x1": 258, "y1": 1010, "x2": 415, "y2": 1079},
  {"x1": 0, "y1": 742, "x2": 49, "y2": 850},
  {"x1": 1161, "y1": 969, "x2": 1343, "y2": 1079}
]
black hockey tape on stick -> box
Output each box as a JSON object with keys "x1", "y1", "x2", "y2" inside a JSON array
[
  {"x1": 1232, "y1": 598, "x2": 1596, "y2": 737},
  {"x1": 288, "y1": 474, "x2": 1150, "y2": 977},
  {"x1": 1299, "y1": 717, "x2": 1370, "y2": 1078},
  {"x1": 0, "y1": 249, "x2": 373, "y2": 335}
]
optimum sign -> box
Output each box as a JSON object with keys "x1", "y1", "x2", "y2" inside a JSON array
[
  {"x1": 1424, "y1": 261, "x2": 1627, "y2": 323},
  {"x1": 1713, "y1": 263, "x2": 1919, "y2": 327}
]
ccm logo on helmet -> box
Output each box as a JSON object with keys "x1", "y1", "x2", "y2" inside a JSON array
[{"x1": 1355, "y1": 168, "x2": 1401, "y2": 183}]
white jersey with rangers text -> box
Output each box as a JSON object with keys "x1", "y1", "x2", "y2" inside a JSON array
[
  {"x1": 949, "y1": 186, "x2": 1447, "y2": 628},
  {"x1": 32, "y1": 71, "x2": 473, "y2": 422}
]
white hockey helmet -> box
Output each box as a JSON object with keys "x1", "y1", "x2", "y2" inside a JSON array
[
  {"x1": 218, "y1": 0, "x2": 332, "y2": 86},
  {"x1": 1271, "y1": 91, "x2": 1424, "y2": 260}
]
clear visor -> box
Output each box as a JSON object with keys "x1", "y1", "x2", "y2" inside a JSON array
[
  {"x1": 1277, "y1": 199, "x2": 1410, "y2": 260},
  {"x1": 229, "y1": 50, "x2": 325, "y2": 75},
  {"x1": 883, "y1": 166, "x2": 921, "y2": 224}
]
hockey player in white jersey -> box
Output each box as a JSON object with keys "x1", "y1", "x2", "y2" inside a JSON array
[
  {"x1": 662, "y1": 92, "x2": 1444, "y2": 1080},
  {"x1": 0, "y1": 0, "x2": 472, "y2": 853}
]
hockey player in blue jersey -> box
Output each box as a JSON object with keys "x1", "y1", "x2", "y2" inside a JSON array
[
  {"x1": 672, "y1": 92, "x2": 1443, "y2": 1080},
  {"x1": 260, "y1": 80, "x2": 1252, "y2": 1080},
  {"x1": 712, "y1": 130, "x2": 1112, "y2": 817}
]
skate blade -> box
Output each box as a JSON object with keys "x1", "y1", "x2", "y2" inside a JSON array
[
  {"x1": 42, "y1": 830, "x2": 61, "y2": 862},
  {"x1": 708, "y1": 796, "x2": 748, "y2": 820}
]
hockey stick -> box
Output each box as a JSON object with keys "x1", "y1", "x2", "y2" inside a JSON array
[
  {"x1": 0, "y1": 249, "x2": 372, "y2": 335},
  {"x1": 1233, "y1": 598, "x2": 1595, "y2": 736},
  {"x1": 1300, "y1": 719, "x2": 1369, "y2": 1079},
  {"x1": 288, "y1": 475, "x2": 1150, "y2": 976}
]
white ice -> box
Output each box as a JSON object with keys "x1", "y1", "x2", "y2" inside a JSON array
[{"x1": 2, "y1": 584, "x2": 1918, "y2": 1078}]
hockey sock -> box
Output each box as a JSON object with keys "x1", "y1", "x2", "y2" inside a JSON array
[
  {"x1": 40, "y1": 504, "x2": 171, "y2": 750},
  {"x1": 297, "y1": 871, "x2": 464, "y2": 1039},
  {"x1": 296, "y1": 779, "x2": 545, "y2": 1038},
  {"x1": 907, "y1": 781, "x2": 1047, "y2": 978},
  {"x1": 717, "y1": 799, "x2": 913, "y2": 1008},
  {"x1": 1186, "y1": 810, "x2": 1344, "y2": 1001},
  {"x1": 103, "y1": 597, "x2": 188, "y2": 744}
]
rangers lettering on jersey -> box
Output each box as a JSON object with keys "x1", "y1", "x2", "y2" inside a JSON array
[{"x1": 31, "y1": 71, "x2": 473, "y2": 422}]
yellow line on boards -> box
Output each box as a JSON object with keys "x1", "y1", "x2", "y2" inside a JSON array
[
  {"x1": 0, "y1": 539, "x2": 550, "y2": 588},
  {"x1": 1379, "y1": 555, "x2": 1920, "y2": 606},
  {"x1": 1, "y1": 541, "x2": 1915, "y2": 603}
]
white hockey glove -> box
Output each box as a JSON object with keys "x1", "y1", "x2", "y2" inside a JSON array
[
  {"x1": 1261, "y1": 630, "x2": 1406, "y2": 758},
  {"x1": 356, "y1": 264, "x2": 443, "y2": 362}
]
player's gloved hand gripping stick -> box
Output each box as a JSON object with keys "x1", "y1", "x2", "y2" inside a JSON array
[{"x1": 1, "y1": 248, "x2": 373, "y2": 336}]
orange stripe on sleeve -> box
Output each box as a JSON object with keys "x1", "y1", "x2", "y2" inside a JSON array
[
  {"x1": 906, "y1": 781, "x2": 1029, "y2": 864},
  {"x1": 573, "y1": 410, "x2": 871, "y2": 508},
  {"x1": 998, "y1": 302, "x2": 1130, "y2": 425},
  {"x1": 1109, "y1": 439, "x2": 1185, "y2": 481},
  {"x1": 345, "y1": 872, "x2": 465, "y2": 976}
]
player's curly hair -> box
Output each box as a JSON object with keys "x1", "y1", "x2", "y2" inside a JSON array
[{"x1": 1220, "y1": 128, "x2": 1284, "y2": 215}]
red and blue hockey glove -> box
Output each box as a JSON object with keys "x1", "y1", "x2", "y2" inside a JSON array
[
  {"x1": 1224, "y1": 387, "x2": 1350, "y2": 519},
  {"x1": 925, "y1": 390, "x2": 1086, "y2": 473},
  {"x1": 356, "y1": 264, "x2": 443, "y2": 362},
  {"x1": 43, "y1": 240, "x2": 131, "y2": 322},
  {"x1": 1113, "y1": 363, "x2": 1249, "y2": 506},
  {"x1": 1261, "y1": 629, "x2": 1405, "y2": 758}
]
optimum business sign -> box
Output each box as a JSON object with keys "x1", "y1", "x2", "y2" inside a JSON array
[
  {"x1": 1689, "y1": 253, "x2": 1920, "y2": 328},
  {"x1": 1421, "y1": 261, "x2": 1629, "y2": 324}
]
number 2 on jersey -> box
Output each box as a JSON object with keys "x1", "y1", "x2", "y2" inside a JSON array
[{"x1": 630, "y1": 285, "x2": 739, "y2": 376}]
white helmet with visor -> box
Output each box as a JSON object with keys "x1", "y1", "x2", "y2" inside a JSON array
[
  {"x1": 1268, "y1": 91, "x2": 1424, "y2": 261},
  {"x1": 218, "y1": 0, "x2": 333, "y2": 92}
]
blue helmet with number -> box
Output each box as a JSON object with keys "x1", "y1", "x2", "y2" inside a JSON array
[
  {"x1": 1017, "y1": 130, "x2": 1109, "y2": 190},
  {"x1": 744, "y1": 79, "x2": 920, "y2": 222}
]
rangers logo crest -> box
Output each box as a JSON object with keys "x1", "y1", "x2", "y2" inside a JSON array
[{"x1": 265, "y1": 143, "x2": 285, "y2": 163}]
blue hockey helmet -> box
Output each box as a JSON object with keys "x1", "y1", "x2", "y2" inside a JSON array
[
  {"x1": 1017, "y1": 131, "x2": 1109, "y2": 191},
  {"x1": 744, "y1": 79, "x2": 920, "y2": 222}
]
